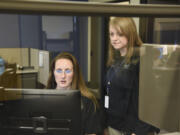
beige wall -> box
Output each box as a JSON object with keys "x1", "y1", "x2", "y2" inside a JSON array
[
  {"x1": 0, "y1": 48, "x2": 29, "y2": 66},
  {"x1": 0, "y1": 48, "x2": 50, "y2": 87}
]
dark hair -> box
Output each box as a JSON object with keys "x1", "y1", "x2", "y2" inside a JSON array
[{"x1": 46, "y1": 52, "x2": 99, "y2": 110}]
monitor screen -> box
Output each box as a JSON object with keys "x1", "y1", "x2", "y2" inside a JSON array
[{"x1": 0, "y1": 89, "x2": 81, "y2": 135}]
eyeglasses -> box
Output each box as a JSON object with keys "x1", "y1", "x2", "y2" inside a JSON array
[{"x1": 55, "y1": 69, "x2": 73, "y2": 74}]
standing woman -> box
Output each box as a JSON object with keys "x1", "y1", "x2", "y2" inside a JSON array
[
  {"x1": 46, "y1": 52, "x2": 101, "y2": 135},
  {"x1": 104, "y1": 17, "x2": 159, "y2": 135}
]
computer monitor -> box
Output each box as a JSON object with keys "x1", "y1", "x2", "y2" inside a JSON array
[{"x1": 0, "y1": 88, "x2": 81, "y2": 135}]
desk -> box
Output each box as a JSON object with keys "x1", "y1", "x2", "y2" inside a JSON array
[
  {"x1": 161, "y1": 132, "x2": 180, "y2": 135},
  {"x1": 16, "y1": 69, "x2": 38, "y2": 88}
]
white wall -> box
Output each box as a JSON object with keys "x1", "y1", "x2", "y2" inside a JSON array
[
  {"x1": 38, "y1": 50, "x2": 49, "y2": 85},
  {"x1": 130, "y1": 0, "x2": 140, "y2": 33},
  {"x1": 42, "y1": 16, "x2": 73, "y2": 39}
]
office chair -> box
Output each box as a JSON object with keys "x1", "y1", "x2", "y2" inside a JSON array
[{"x1": 0, "y1": 65, "x2": 17, "y2": 88}]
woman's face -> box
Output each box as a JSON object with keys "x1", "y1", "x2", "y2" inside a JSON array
[
  {"x1": 54, "y1": 58, "x2": 74, "y2": 90},
  {"x1": 109, "y1": 25, "x2": 128, "y2": 51}
]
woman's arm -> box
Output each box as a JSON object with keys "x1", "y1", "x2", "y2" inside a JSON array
[{"x1": 82, "y1": 96, "x2": 101, "y2": 135}]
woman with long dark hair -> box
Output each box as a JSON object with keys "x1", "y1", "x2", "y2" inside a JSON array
[{"x1": 46, "y1": 52, "x2": 101, "y2": 135}]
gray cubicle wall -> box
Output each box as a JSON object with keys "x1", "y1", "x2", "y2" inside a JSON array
[
  {"x1": 0, "y1": 14, "x2": 20, "y2": 48},
  {"x1": 0, "y1": 14, "x2": 42, "y2": 49},
  {"x1": 19, "y1": 15, "x2": 42, "y2": 49}
]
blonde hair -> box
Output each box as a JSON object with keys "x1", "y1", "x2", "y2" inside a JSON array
[
  {"x1": 46, "y1": 52, "x2": 99, "y2": 111},
  {"x1": 107, "y1": 17, "x2": 142, "y2": 66}
]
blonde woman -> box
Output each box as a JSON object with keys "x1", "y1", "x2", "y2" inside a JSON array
[{"x1": 104, "y1": 17, "x2": 159, "y2": 135}]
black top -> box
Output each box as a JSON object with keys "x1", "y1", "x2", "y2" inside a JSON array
[
  {"x1": 105, "y1": 56, "x2": 160, "y2": 135},
  {"x1": 47, "y1": 88, "x2": 101, "y2": 135},
  {"x1": 81, "y1": 96, "x2": 101, "y2": 135}
]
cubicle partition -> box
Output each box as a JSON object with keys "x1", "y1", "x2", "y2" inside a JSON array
[{"x1": 0, "y1": 48, "x2": 49, "y2": 88}]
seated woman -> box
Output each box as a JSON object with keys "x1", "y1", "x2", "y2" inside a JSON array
[{"x1": 46, "y1": 52, "x2": 101, "y2": 135}]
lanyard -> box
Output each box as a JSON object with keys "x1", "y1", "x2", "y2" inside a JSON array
[
  {"x1": 106, "y1": 66, "x2": 115, "y2": 95},
  {"x1": 106, "y1": 59, "x2": 125, "y2": 95}
]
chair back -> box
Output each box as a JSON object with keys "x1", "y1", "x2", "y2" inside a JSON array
[{"x1": 0, "y1": 64, "x2": 17, "y2": 88}]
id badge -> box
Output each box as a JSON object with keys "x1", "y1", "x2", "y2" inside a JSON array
[{"x1": 104, "y1": 95, "x2": 109, "y2": 108}]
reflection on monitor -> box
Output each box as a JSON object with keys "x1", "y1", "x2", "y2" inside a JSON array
[{"x1": 0, "y1": 89, "x2": 81, "y2": 135}]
